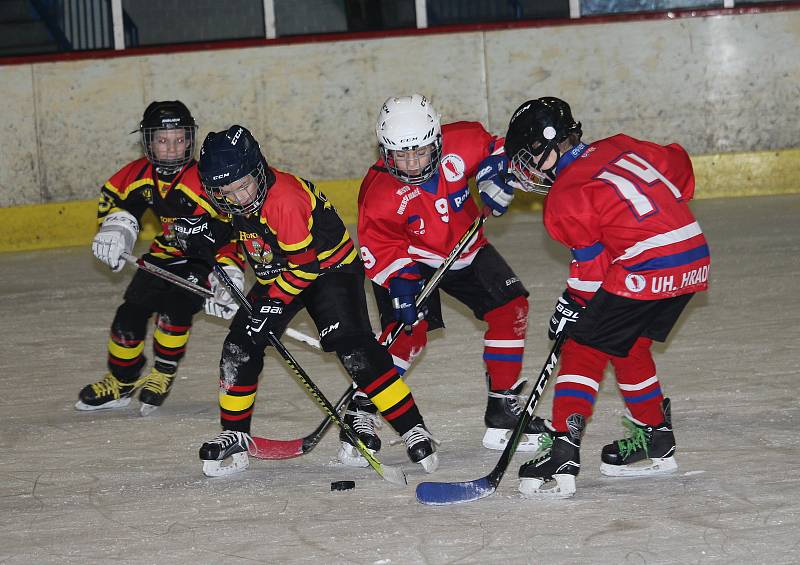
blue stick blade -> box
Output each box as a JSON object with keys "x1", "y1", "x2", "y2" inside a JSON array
[{"x1": 415, "y1": 478, "x2": 495, "y2": 505}]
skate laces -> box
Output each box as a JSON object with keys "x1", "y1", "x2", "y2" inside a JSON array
[
  {"x1": 141, "y1": 369, "x2": 175, "y2": 395},
  {"x1": 401, "y1": 425, "x2": 440, "y2": 448},
  {"x1": 90, "y1": 373, "x2": 140, "y2": 399},
  {"x1": 348, "y1": 408, "x2": 381, "y2": 436},
  {"x1": 528, "y1": 433, "x2": 554, "y2": 465},
  {"x1": 208, "y1": 430, "x2": 256, "y2": 454},
  {"x1": 616, "y1": 419, "x2": 649, "y2": 458}
]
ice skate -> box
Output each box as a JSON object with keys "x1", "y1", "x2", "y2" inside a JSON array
[
  {"x1": 600, "y1": 398, "x2": 677, "y2": 477},
  {"x1": 75, "y1": 373, "x2": 142, "y2": 411},
  {"x1": 200, "y1": 430, "x2": 255, "y2": 477},
  {"x1": 483, "y1": 376, "x2": 551, "y2": 452},
  {"x1": 518, "y1": 414, "x2": 585, "y2": 499},
  {"x1": 138, "y1": 368, "x2": 177, "y2": 416},
  {"x1": 402, "y1": 424, "x2": 439, "y2": 473},
  {"x1": 337, "y1": 391, "x2": 383, "y2": 467}
]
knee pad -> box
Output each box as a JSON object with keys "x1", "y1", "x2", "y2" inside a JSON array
[{"x1": 335, "y1": 339, "x2": 394, "y2": 389}]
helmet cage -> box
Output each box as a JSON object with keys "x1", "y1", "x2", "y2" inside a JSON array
[
  {"x1": 139, "y1": 101, "x2": 197, "y2": 174},
  {"x1": 509, "y1": 143, "x2": 558, "y2": 195},
  {"x1": 379, "y1": 136, "x2": 442, "y2": 185},
  {"x1": 141, "y1": 125, "x2": 197, "y2": 174},
  {"x1": 505, "y1": 97, "x2": 581, "y2": 196},
  {"x1": 205, "y1": 159, "x2": 269, "y2": 216}
]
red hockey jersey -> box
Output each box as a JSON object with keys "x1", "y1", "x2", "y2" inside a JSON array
[
  {"x1": 544, "y1": 134, "x2": 710, "y2": 301},
  {"x1": 358, "y1": 121, "x2": 501, "y2": 286}
]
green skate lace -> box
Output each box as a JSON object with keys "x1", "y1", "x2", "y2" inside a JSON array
[
  {"x1": 90, "y1": 373, "x2": 143, "y2": 399},
  {"x1": 615, "y1": 419, "x2": 649, "y2": 459},
  {"x1": 523, "y1": 433, "x2": 554, "y2": 466},
  {"x1": 141, "y1": 369, "x2": 175, "y2": 395}
]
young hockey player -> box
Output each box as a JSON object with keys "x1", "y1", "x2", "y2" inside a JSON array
[
  {"x1": 76, "y1": 101, "x2": 244, "y2": 417},
  {"x1": 503, "y1": 97, "x2": 711, "y2": 498},
  {"x1": 340, "y1": 93, "x2": 546, "y2": 468},
  {"x1": 176, "y1": 125, "x2": 438, "y2": 476}
]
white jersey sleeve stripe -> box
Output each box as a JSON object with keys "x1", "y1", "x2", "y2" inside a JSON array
[
  {"x1": 567, "y1": 277, "x2": 602, "y2": 292},
  {"x1": 373, "y1": 257, "x2": 415, "y2": 286}
]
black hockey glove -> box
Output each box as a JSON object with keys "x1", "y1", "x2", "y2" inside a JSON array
[
  {"x1": 548, "y1": 290, "x2": 585, "y2": 340},
  {"x1": 173, "y1": 215, "x2": 225, "y2": 263},
  {"x1": 236, "y1": 296, "x2": 286, "y2": 346}
]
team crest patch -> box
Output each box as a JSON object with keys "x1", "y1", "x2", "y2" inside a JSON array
[
  {"x1": 441, "y1": 154, "x2": 465, "y2": 182},
  {"x1": 625, "y1": 273, "x2": 646, "y2": 293},
  {"x1": 244, "y1": 237, "x2": 274, "y2": 264}
]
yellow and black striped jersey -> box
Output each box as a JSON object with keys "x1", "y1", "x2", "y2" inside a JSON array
[
  {"x1": 98, "y1": 157, "x2": 243, "y2": 269},
  {"x1": 233, "y1": 169, "x2": 358, "y2": 303}
]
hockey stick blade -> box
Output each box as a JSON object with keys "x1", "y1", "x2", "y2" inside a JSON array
[
  {"x1": 415, "y1": 334, "x2": 567, "y2": 505},
  {"x1": 249, "y1": 386, "x2": 351, "y2": 460}
]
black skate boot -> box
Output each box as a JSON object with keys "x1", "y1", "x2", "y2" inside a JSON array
[
  {"x1": 484, "y1": 376, "x2": 550, "y2": 452},
  {"x1": 337, "y1": 391, "x2": 382, "y2": 468},
  {"x1": 401, "y1": 424, "x2": 439, "y2": 473},
  {"x1": 138, "y1": 367, "x2": 177, "y2": 416},
  {"x1": 600, "y1": 398, "x2": 677, "y2": 477},
  {"x1": 518, "y1": 413, "x2": 585, "y2": 499},
  {"x1": 75, "y1": 373, "x2": 142, "y2": 411},
  {"x1": 200, "y1": 430, "x2": 254, "y2": 477}
]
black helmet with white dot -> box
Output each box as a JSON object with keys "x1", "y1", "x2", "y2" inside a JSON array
[{"x1": 504, "y1": 97, "x2": 581, "y2": 194}]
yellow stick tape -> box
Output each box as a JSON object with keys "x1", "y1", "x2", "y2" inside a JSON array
[{"x1": 1, "y1": 149, "x2": 797, "y2": 253}]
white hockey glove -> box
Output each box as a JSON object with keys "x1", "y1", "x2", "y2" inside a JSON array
[
  {"x1": 477, "y1": 154, "x2": 516, "y2": 217},
  {"x1": 92, "y1": 211, "x2": 139, "y2": 272},
  {"x1": 205, "y1": 265, "x2": 245, "y2": 320}
]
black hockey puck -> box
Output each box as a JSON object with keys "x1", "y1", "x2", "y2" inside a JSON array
[{"x1": 330, "y1": 480, "x2": 355, "y2": 491}]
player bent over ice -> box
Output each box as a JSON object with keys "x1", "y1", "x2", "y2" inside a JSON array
[
  {"x1": 341, "y1": 94, "x2": 549, "y2": 467},
  {"x1": 76, "y1": 101, "x2": 244, "y2": 417},
  {"x1": 178, "y1": 125, "x2": 437, "y2": 477},
  {"x1": 502, "y1": 97, "x2": 710, "y2": 498}
]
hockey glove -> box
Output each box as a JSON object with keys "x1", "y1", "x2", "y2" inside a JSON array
[
  {"x1": 92, "y1": 211, "x2": 139, "y2": 272},
  {"x1": 389, "y1": 277, "x2": 425, "y2": 327},
  {"x1": 173, "y1": 215, "x2": 221, "y2": 263},
  {"x1": 548, "y1": 290, "x2": 585, "y2": 340},
  {"x1": 240, "y1": 296, "x2": 285, "y2": 346},
  {"x1": 205, "y1": 265, "x2": 245, "y2": 320},
  {"x1": 477, "y1": 154, "x2": 515, "y2": 217}
]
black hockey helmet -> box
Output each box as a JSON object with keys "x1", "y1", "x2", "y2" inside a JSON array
[
  {"x1": 139, "y1": 100, "x2": 197, "y2": 173},
  {"x1": 198, "y1": 125, "x2": 275, "y2": 215},
  {"x1": 505, "y1": 97, "x2": 582, "y2": 194}
]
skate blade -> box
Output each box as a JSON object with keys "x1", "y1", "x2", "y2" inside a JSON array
[
  {"x1": 600, "y1": 456, "x2": 677, "y2": 477},
  {"x1": 482, "y1": 428, "x2": 544, "y2": 452},
  {"x1": 202, "y1": 452, "x2": 249, "y2": 477},
  {"x1": 337, "y1": 443, "x2": 374, "y2": 468},
  {"x1": 519, "y1": 474, "x2": 576, "y2": 499},
  {"x1": 139, "y1": 403, "x2": 159, "y2": 417},
  {"x1": 74, "y1": 396, "x2": 133, "y2": 411},
  {"x1": 417, "y1": 452, "x2": 439, "y2": 474}
]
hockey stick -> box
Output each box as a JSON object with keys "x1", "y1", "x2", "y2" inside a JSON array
[
  {"x1": 247, "y1": 214, "x2": 487, "y2": 460},
  {"x1": 213, "y1": 264, "x2": 407, "y2": 486},
  {"x1": 415, "y1": 333, "x2": 567, "y2": 505},
  {"x1": 120, "y1": 252, "x2": 321, "y2": 350}
]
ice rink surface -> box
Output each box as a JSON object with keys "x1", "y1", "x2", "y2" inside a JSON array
[{"x1": 1, "y1": 195, "x2": 798, "y2": 564}]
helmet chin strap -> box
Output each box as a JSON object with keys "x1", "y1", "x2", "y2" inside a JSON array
[{"x1": 155, "y1": 165, "x2": 182, "y2": 177}]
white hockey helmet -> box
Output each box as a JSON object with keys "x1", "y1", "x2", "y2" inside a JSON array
[{"x1": 376, "y1": 94, "x2": 442, "y2": 184}]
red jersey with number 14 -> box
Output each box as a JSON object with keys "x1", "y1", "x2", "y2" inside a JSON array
[{"x1": 544, "y1": 134, "x2": 710, "y2": 301}]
